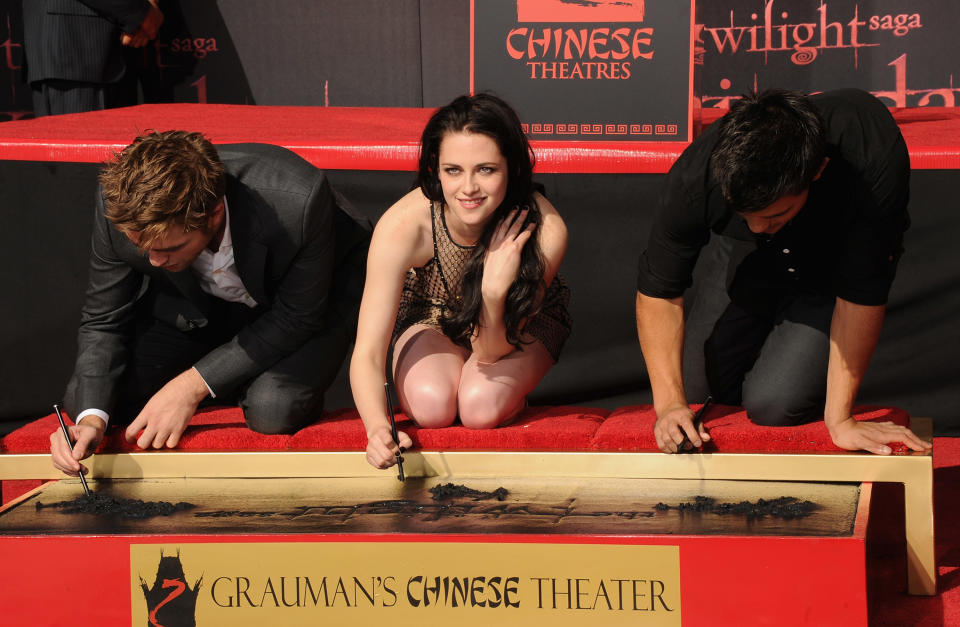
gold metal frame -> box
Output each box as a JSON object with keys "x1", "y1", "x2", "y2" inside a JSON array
[{"x1": 0, "y1": 418, "x2": 935, "y2": 594}]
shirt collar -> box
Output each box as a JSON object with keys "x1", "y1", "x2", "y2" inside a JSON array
[
  {"x1": 191, "y1": 197, "x2": 232, "y2": 271},
  {"x1": 215, "y1": 196, "x2": 233, "y2": 253}
]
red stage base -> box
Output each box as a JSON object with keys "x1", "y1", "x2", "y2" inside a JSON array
[{"x1": 0, "y1": 475, "x2": 872, "y2": 626}]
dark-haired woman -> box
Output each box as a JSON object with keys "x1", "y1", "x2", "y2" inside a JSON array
[{"x1": 350, "y1": 93, "x2": 571, "y2": 470}]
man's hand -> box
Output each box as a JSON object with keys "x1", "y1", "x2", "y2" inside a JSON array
[
  {"x1": 49, "y1": 416, "x2": 106, "y2": 477},
  {"x1": 829, "y1": 417, "x2": 932, "y2": 455},
  {"x1": 121, "y1": 1, "x2": 163, "y2": 47},
  {"x1": 654, "y1": 403, "x2": 711, "y2": 454},
  {"x1": 125, "y1": 369, "x2": 208, "y2": 449},
  {"x1": 365, "y1": 424, "x2": 412, "y2": 470},
  {"x1": 121, "y1": 29, "x2": 149, "y2": 48}
]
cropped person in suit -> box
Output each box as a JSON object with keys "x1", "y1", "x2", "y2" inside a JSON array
[
  {"x1": 635, "y1": 88, "x2": 931, "y2": 456},
  {"x1": 22, "y1": 0, "x2": 164, "y2": 116},
  {"x1": 50, "y1": 130, "x2": 371, "y2": 476}
]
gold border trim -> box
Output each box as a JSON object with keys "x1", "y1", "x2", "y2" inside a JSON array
[{"x1": 0, "y1": 419, "x2": 935, "y2": 594}]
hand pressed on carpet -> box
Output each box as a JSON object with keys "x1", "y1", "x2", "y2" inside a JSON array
[
  {"x1": 125, "y1": 369, "x2": 209, "y2": 449},
  {"x1": 829, "y1": 417, "x2": 932, "y2": 455}
]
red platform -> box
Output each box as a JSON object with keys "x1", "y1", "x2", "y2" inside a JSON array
[
  {"x1": 0, "y1": 473, "x2": 873, "y2": 626},
  {"x1": 0, "y1": 530, "x2": 872, "y2": 626},
  {"x1": 0, "y1": 103, "x2": 957, "y2": 172}
]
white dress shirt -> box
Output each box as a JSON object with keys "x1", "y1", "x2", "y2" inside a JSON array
[{"x1": 76, "y1": 199, "x2": 257, "y2": 427}]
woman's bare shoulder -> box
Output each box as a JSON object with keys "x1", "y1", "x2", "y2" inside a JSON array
[
  {"x1": 371, "y1": 188, "x2": 435, "y2": 265},
  {"x1": 533, "y1": 191, "x2": 567, "y2": 238}
]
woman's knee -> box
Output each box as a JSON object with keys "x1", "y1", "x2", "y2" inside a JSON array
[
  {"x1": 404, "y1": 382, "x2": 458, "y2": 428},
  {"x1": 458, "y1": 384, "x2": 518, "y2": 429}
]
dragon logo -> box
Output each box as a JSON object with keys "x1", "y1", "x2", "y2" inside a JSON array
[{"x1": 139, "y1": 550, "x2": 203, "y2": 627}]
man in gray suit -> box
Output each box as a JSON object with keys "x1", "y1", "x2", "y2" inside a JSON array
[
  {"x1": 50, "y1": 131, "x2": 370, "y2": 476},
  {"x1": 22, "y1": 0, "x2": 164, "y2": 116}
]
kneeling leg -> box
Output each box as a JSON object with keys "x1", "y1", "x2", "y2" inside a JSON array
[{"x1": 458, "y1": 339, "x2": 553, "y2": 429}]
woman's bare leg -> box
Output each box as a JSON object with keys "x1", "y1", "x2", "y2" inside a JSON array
[
  {"x1": 392, "y1": 324, "x2": 470, "y2": 428},
  {"x1": 457, "y1": 339, "x2": 554, "y2": 429}
]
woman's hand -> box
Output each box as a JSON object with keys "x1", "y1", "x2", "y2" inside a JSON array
[
  {"x1": 482, "y1": 209, "x2": 535, "y2": 301},
  {"x1": 365, "y1": 424, "x2": 413, "y2": 469}
]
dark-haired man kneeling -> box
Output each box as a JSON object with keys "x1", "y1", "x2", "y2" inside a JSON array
[
  {"x1": 51, "y1": 131, "x2": 370, "y2": 476},
  {"x1": 635, "y1": 88, "x2": 930, "y2": 455}
]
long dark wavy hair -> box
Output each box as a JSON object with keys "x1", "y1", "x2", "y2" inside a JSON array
[{"x1": 414, "y1": 92, "x2": 546, "y2": 350}]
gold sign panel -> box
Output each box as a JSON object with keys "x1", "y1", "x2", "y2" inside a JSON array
[{"x1": 130, "y1": 541, "x2": 681, "y2": 626}]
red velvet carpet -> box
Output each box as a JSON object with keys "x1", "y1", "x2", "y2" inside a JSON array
[{"x1": 0, "y1": 404, "x2": 912, "y2": 455}]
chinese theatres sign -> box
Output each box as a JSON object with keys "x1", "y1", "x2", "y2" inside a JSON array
[{"x1": 471, "y1": 0, "x2": 695, "y2": 142}]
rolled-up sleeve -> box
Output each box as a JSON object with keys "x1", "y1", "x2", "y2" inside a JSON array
[
  {"x1": 832, "y1": 133, "x2": 911, "y2": 306},
  {"x1": 637, "y1": 162, "x2": 712, "y2": 299}
]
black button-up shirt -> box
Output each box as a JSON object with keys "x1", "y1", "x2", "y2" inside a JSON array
[{"x1": 637, "y1": 89, "x2": 910, "y2": 310}]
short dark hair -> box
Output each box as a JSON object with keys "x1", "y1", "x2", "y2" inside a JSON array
[
  {"x1": 710, "y1": 89, "x2": 826, "y2": 213},
  {"x1": 99, "y1": 130, "x2": 225, "y2": 248}
]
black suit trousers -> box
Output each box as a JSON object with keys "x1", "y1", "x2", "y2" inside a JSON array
[{"x1": 64, "y1": 293, "x2": 354, "y2": 435}]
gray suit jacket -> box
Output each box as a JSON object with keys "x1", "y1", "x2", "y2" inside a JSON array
[
  {"x1": 22, "y1": 0, "x2": 149, "y2": 84},
  {"x1": 71, "y1": 143, "x2": 371, "y2": 415}
]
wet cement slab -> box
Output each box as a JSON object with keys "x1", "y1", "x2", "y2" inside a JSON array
[{"x1": 0, "y1": 476, "x2": 860, "y2": 537}]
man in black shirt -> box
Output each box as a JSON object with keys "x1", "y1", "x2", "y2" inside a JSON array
[{"x1": 635, "y1": 88, "x2": 930, "y2": 455}]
